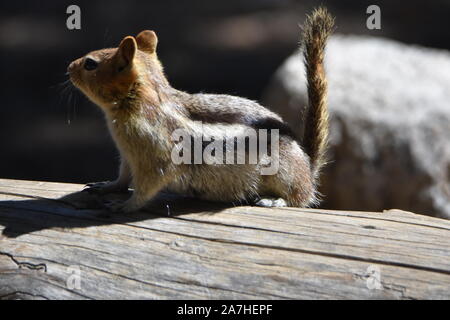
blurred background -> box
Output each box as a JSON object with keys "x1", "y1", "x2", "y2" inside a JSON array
[{"x1": 1, "y1": 0, "x2": 449, "y2": 217}]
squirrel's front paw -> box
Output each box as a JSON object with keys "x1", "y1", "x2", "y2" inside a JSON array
[
  {"x1": 85, "y1": 181, "x2": 127, "y2": 194},
  {"x1": 85, "y1": 181, "x2": 112, "y2": 194}
]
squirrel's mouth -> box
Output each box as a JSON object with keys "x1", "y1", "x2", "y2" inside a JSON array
[
  {"x1": 67, "y1": 59, "x2": 83, "y2": 87},
  {"x1": 67, "y1": 71, "x2": 81, "y2": 90}
]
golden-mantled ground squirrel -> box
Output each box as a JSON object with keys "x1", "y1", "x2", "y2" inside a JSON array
[{"x1": 68, "y1": 8, "x2": 334, "y2": 213}]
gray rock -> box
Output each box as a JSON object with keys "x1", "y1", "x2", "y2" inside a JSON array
[{"x1": 263, "y1": 35, "x2": 450, "y2": 218}]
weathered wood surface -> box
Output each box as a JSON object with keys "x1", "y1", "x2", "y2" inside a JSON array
[{"x1": 0, "y1": 179, "x2": 449, "y2": 300}]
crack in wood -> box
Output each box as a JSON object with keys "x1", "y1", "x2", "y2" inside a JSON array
[
  {"x1": 0, "y1": 252, "x2": 47, "y2": 272},
  {"x1": 283, "y1": 208, "x2": 450, "y2": 231},
  {"x1": 0, "y1": 291, "x2": 49, "y2": 300}
]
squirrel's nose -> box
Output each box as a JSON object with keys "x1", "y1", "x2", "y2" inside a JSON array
[{"x1": 67, "y1": 61, "x2": 77, "y2": 74}]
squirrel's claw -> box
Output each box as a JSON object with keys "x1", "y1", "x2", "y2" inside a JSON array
[
  {"x1": 84, "y1": 181, "x2": 111, "y2": 193},
  {"x1": 84, "y1": 181, "x2": 129, "y2": 194}
]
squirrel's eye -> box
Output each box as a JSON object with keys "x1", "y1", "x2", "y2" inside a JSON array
[{"x1": 84, "y1": 58, "x2": 98, "y2": 71}]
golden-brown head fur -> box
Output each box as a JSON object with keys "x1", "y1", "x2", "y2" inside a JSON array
[{"x1": 67, "y1": 30, "x2": 167, "y2": 112}]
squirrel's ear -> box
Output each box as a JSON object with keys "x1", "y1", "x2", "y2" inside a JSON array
[
  {"x1": 116, "y1": 36, "x2": 137, "y2": 69},
  {"x1": 136, "y1": 30, "x2": 158, "y2": 54}
]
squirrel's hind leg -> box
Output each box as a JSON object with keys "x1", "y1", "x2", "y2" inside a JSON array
[{"x1": 254, "y1": 197, "x2": 287, "y2": 207}]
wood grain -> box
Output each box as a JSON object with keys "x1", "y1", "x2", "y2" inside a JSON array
[{"x1": 0, "y1": 179, "x2": 449, "y2": 299}]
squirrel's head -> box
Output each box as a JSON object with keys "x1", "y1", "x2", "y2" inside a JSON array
[{"x1": 68, "y1": 30, "x2": 166, "y2": 111}]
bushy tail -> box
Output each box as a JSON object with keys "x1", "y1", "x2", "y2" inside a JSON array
[{"x1": 301, "y1": 7, "x2": 334, "y2": 178}]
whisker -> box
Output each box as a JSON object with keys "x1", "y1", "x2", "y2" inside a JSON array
[
  {"x1": 71, "y1": 91, "x2": 79, "y2": 124},
  {"x1": 68, "y1": 91, "x2": 75, "y2": 125},
  {"x1": 51, "y1": 79, "x2": 70, "y2": 90},
  {"x1": 51, "y1": 75, "x2": 79, "y2": 125}
]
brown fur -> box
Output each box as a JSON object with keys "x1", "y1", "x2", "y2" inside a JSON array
[
  {"x1": 67, "y1": 8, "x2": 334, "y2": 212},
  {"x1": 301, "y1": 7, "x2": 335, "y2": 178}
]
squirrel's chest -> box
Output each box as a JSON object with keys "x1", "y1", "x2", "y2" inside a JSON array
[
  {"x1": 107, "y1": 116, "x2": 172, "y2": 157},
  {"x1": 108, "y1": 117, "x2": 149, "y2": 145}
]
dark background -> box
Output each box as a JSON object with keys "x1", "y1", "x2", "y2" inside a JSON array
[{"x1": 1, "y1": 0, "x2": 449, "y2": 187}]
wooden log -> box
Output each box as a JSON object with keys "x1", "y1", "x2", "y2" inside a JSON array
[{"x1": 0, "y1": 178, "x2": 449, "y2": 299}]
